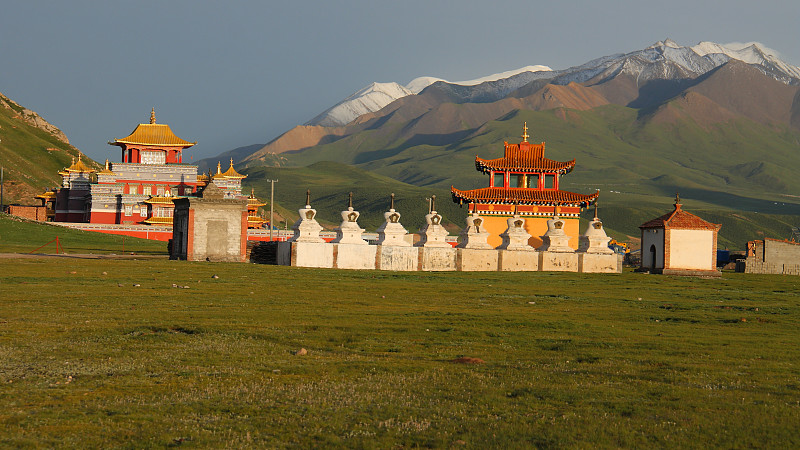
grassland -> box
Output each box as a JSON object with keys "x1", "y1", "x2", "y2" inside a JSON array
[
  {"x1": 0, "y1": 214, "x2": 166, "y2": 255},
  {"x1": 1, "y1": 256, "x2": 799, "y2": 448}
]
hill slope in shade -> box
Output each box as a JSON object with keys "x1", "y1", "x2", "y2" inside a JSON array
[{"x1": 0, "y1": 92, "x2": 97, "y2": 204}]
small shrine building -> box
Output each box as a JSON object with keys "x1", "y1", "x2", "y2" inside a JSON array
[
  {"x1": 639, "y1": 194, "x2": 721, "y2": 275},
  {"x1": 451, "y1": 123, "x2": 598, "y2": 248}
]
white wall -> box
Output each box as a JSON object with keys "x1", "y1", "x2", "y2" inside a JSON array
[{"x1": 669, "y1": 229, "x2": 714, "y2": 270}]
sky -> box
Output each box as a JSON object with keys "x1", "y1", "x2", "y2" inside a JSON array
[{"x1": 2, "y1": 0, "x2": 799, "y2": 163}]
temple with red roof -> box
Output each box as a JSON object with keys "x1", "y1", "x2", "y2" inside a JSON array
[{"x1": 451, "y1": 123, "x2": 598, "y2": 248}]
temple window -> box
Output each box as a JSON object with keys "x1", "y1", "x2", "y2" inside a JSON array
[
  {"x1": 141, "y1": 150, "x2": 166, "y2": 165},
  {"x1": 128, "y1": 184, "x2": 138, "y2": 194},
  {"x1": 493, "y1": 173, "x2": 504, "y2": 187},
  {"x1": 510, "y1": 174, "x2": 527, "y2": 188},
  {"x1": 124, "y1": 205, "x2": 133, "y2": 216},
  {"x1": 142, "y1": 186, "x2": 152, "y2": 196},
  {"x1": 140, "y1": 205, "x2": 147, "y2": 216},
  {"x1": 157, "y1": 186, "x2": 165, "y2": 196},
  {"x1": 544, "y1": 174, "x2": 555, "y2": 189},
  {"x1": 529, "y1": 174, "x2": 540, "y2": 189}
]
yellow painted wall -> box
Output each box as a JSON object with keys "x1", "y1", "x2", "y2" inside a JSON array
[{"x1": 482, "y1": 216, "x2": 580, "y2": 249}]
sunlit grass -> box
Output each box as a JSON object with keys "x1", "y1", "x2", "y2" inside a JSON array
[{"x1": 1, "y1": 258, "x2": 799, "y2": 447}]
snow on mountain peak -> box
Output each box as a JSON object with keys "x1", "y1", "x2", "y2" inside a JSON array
[
  {"x1": 406, "y1": 76, "x2": 446, "y2": 94},
  {"x1": 307, "y1": 40, "x2": 798, "y2": 128},
  {"x1": 405, "y1": 66, "x2": 552, "y2": 94}
]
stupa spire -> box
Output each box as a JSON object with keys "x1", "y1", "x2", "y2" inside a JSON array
[
  {"x1": 521, "y1": 122, "x2": 529, "y2": 143},
  {"x1": 150, "y1": 108, "x2": 156, "y2": 124}
]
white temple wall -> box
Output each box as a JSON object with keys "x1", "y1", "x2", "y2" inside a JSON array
[
  {"x1": 579, "y1": 253, "x2": 623, "y2": 273},
  {"x1": 539, "y1": 252, "x2": 579, "y2": 272},
  {"x1": 498, "y1": 250, "x2": 539, "y2": 271},
  {"x1": 376, "y1": 246, "x2": 418, "y2": 271},
  {"x1": 457, "y1": 249, "x2": 499, "y2": 271},
  {"x1": 335, "y1": 243, "x2": 377, "y2": 270},
  {"x1": 419, "y1": 247, "x2": 457, "y2": 271},
  {"x1": 668, "y1": 229, "x2": 714, "y2": 270}
]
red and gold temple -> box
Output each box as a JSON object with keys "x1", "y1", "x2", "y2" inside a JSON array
[
  {"x1": 451, "y1": 123, "x2": 598, "y2": 248},
  {"x1": 39, "y1": 109, "x2": 266, "y2": 235}
]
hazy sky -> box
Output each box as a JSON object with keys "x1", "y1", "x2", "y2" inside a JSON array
[{"x1": 2, "y1": 0, "x2": 798, "y2": 162}]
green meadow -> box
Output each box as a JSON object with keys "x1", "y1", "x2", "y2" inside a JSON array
[{"x1": 1, "y1": 254, "x2": 799, "y2": 447}]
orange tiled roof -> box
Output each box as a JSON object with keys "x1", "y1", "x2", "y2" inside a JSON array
[
  {"x1": 475, "y1": 142, "x2": 575, "y2": 174},
  {"x1": 451, "y1": 186, "x2": 598, "y2": 206},
  {"x1": 110, "y1": 123, "x2": 195, "y2": 148},
  {"x1": 639, "y1": 204, "x2": 721, "y2": 230}
]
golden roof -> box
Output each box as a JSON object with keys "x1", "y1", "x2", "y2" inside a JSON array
[
  {"x1": 221, "y1": 159, "x2": 246, "y2": 179},
  {"x1": 212, "y1": 161, "x2": 224, "y2": 179},
  {"x1": 248, "y1": 194, "x2": 266, "y2": 208},
  {"x1": 144, "y1": 196, "x2": 176, "y2": 205},
  {"x1": 36, "y1": 191, "x2": 57, "y2": 199},
  {"x1": 109, "y1": 110, "x2": 195, "y2": 148},
  {"x1": 144, "y1": 216, "x2": 173, "y2": 225},
  {"x1": 62, "y1": 155, "x2": 95, "y2": 174},
  {"x1": 98, "y1": 159, "x2": 115, "y2": 175}
]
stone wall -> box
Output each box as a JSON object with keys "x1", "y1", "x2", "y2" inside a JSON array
[{"x1": 737, "y1": 239, "x2": 800, "y2": 275}]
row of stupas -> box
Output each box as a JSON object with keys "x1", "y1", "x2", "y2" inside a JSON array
[
  {"x1": 276, "y1": 191, "x2": 619, "y2": 272},
  {"x1": 36, "y1": 109, "x2": 266, "y2": 229}
]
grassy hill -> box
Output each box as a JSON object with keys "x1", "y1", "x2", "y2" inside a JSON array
[{"x1": 0, "y1": 92, "x2": 97, "y2": 204}]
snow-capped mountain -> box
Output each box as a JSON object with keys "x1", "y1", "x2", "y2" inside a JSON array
[
  {"x1": 306, "y1": 66, "x2": 552, "y2": 127},
  {"x1": 306, "y1": 40, "x2": 800, "y2": 128},
  {"x1": 554, "y1": 39, "x2": 800, "y2": 86}
]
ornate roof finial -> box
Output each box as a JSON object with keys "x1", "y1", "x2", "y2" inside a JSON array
[
  {"x1": 675, "y1": 192, "x2": 681, "y2": 204},
  {"x1": 522, "y1": 122, "x2": 529, "y2": 143},
  {"x1": 305, "y1": 189, "x2": 311, "y2": 207},
  {"x1": 390, "y1": 192, "x2": 395, "y2": 210},
  {"x1": 348, "y1": 191, "x2": 353, "y2": 209},
  {"x1": 230, "y1": 158, "x2": 234, "y2": 168},
  {"x1": 150, "y1": 108, "x2": 156, "y2": 124},
  {"x1": 250, "y1": 187, "x2": 255, "y2": 197},
  {"x1": 216, "y1": 161, "x2": 222, "y2": 174},
  {"x1": 431, "y1": 194, "x2": 436, "y2": 213}
]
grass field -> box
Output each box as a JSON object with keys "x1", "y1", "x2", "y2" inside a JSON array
[
  {"x1": 0, "y1": 214, "x2": 167, "y2": 255},
  {"x1": 1, "y1": 256, "x2": 799, "y2": 448}
]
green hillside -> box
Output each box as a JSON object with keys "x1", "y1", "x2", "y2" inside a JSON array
[
  {"x1": 243, "y1": 161, "x2": 470, "y2": 233},
  {"x1": 0, "y1": 92, "x2": 96, "y2": 204},
  {"x1": 278, "y1": 105, "x2": 800, "y2": 204}
]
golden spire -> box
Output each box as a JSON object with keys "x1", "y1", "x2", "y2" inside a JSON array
[
  {"x1": 216, "y1": 161, "x2": 222, "y2": 174},
  {"x1": 522, "y1": 122, "x2": 529, "y2": 143},
  {"x1": 230, "y1": 158, "x2": 234, "y2": 168},
  {"x1": 150, "y1": 108, "x2": 156, "y2": 124}
]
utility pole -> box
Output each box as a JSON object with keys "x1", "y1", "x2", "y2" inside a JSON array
[
  {"x1": 1, "y1": 166, "x2": 4, "y2": 214},
  {"x1": 266, "y1": 179, "x2": 277, "y2": 241}
]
